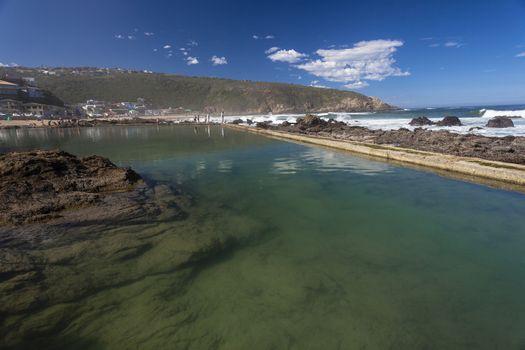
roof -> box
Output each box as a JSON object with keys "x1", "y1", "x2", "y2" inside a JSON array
[{"x1": 0, "y1": 80, "x2": 18, "y2": 86}]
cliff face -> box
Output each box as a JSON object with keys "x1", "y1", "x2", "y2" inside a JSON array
[{"x1": 1, "y1": 67, "x2": 397, "y2": 113}]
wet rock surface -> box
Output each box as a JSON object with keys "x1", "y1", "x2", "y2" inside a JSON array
[
  {"x1": 0, "y1": 150, "x2": 268, "y2": 348},
  {"x1": 261, "y1": 116, "x2": 525, "y2": 165},
  {"x1": 0, "y1": 150, "x2": 143, "y2": 224},
  {"x1": 409, "y1": 117, "x2": 435, "y2": 126},
  {"x1": 486, "y1": 116, "x2": 514, "y2": 128},
  {"x1": 436, "y1": 116, "x2": 462, "y2": 126}
]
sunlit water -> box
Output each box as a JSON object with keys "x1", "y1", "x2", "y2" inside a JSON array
[{"x1": 1, "y1": 125, "x2": 525, "y2": 349}]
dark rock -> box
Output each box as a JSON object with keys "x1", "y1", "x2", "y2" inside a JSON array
[
  {"x1": 409, "y1": 117, "x2": 435, "y2": 126},
  {"x1": 486, "y1": 116, "x2": 514, "y2": 128},
  {"x1": 256, "y1": 121, "x2": 271, "y2": 129},
  {"x1": 270, "y1": 117, "x2": 525, "y2": 165},
  {"x1": 296, "y1": 114, "x2": 326, "y2": 128},
  {"x1": 281, "y1": 121, "x2": 291, "y2": 127},
  {"x1": 246, "y1": 119, "x2": 254, "y2": 125},
  {"x1": 231, "y1": 119, "x2": 243, "y2": 124},
  {"x1": 0, "y1": 150, "x2": 143, "y2": 224},
  {"x1": 436, "y1": 116, "x2": 462, "y2": 126}
]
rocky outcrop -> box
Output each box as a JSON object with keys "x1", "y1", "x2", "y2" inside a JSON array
[
  {"x1": 409, "y1": 117, "x2": 435, "y2": 126},
  {"x1": 263, "y1": 114, "x2": 525, "y2": 165},
  {"x1": 296, "y1": 114, "x2": 327, "y2": 128},
  {"x1": 436, "y1": 116, "x2": 462, "y2": 126},
  {"x1": 0, "y1": 150, "x2": 142, "y2": 224},
  {"x1": 486, "y1": 116, "x2": 514, "y2": 128},
  {"x1": 0, "y1": 150, "x2": 271, "y2": 347}
]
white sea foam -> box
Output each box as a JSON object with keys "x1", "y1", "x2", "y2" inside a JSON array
[
  {"x1": 480, "y1": 109, "x2": 525, "y2": 119},
  {"x1": 223, "y1": 110, "x2": 525, "y2": 137}
]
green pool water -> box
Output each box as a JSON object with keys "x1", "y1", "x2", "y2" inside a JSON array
[{"x1": 1, "y1": 125, "x2": 525, "y2": 349}]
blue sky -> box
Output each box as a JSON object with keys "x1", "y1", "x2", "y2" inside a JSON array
[{"x1": 1, "y1": 0, "x2": 525, "y2": 108}]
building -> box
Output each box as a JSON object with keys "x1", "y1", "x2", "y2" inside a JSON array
[
  {"x1": 23, "y1": 102, "x2": 47, "y2": 116},
  {"x1": 0, "y1": 99, "x2": 22, "y2": 114},
  {"x1": 82, "y1": 100, "x2": 106, "y2": 117},
  {"x1": 0, "y1": 80, "x2": 19, "y2": 97}
]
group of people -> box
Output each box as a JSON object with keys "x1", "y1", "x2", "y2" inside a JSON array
[{"x1": 193, "y1": 111, "x2": 225, "y2": 124}]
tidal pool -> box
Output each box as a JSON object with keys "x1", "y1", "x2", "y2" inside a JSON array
[{"x1": 1, "y1": 125, "x2": 525, "y2": 349}]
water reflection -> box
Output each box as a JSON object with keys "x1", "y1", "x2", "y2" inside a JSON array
[
  {"x1": 217, "y1": 159, "x2": 233, "y2": 173},
  {"x1": 271, "y1": 148, "x2": 393, "y2": 176}
]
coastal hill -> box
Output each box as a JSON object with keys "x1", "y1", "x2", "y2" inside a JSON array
[{"x1": 0, "y1": 67, "x2": 396, "y2": 114}]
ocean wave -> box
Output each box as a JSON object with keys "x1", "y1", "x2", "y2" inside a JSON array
[{"x1": 480, "y1": 109, "x2": 525, "y2": 119}]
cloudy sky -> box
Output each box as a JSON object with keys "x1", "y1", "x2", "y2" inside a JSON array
[{"x1": 1, "y1": 0, "x2": 525, "y2": 107}]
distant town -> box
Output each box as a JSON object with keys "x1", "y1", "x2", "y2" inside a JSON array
[{"x1": 0, "y1": 67, "x2": 188, "y2": 119}]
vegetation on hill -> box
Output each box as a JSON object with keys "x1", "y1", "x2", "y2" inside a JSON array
[{"x1": 0, "y1": 67, "x2": 396, "y2": 114}]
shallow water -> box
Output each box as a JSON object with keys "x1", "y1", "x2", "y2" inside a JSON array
[{"x1": 1, "y1": 125, "x2": 525, "y2": 349}]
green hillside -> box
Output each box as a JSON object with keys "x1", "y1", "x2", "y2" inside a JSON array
[{"x1": 0, "y1": 67, "x2": 396, "y2": 114}]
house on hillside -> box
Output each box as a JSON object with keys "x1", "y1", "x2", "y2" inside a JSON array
[
  {"x1": 23, "y1": 102, "x2": 48, "y2": 116},
  {"x1": 82, "y1": 100, "x2": 106, "y2": 117},
  {"x1": 0, "y1": 80, "x2": 19, "y2": 97},
  {"x1": 0, "y1": 99, "x2": 22, "y2": 114}
]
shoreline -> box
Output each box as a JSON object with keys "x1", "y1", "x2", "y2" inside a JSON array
[
  {"x1": 2, "y1": 116, "x2": 524, "y2": 190},
  {"x1": 226, "y1": 124, "x2": 525, "y2": 190}
]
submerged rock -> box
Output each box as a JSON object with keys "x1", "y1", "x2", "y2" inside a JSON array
[
  {"x1": 436, "y1": 116, "x2": 462, "y2": 126},
  {"x1": 486, "y1": 116, "x2": 514, "y2": 128},
  {"x1": 409, "y1": 117, "x2": 435, "y2": 126},
  {"x1": 0, "y1": 150, "x2": 142, "y2": 224}
]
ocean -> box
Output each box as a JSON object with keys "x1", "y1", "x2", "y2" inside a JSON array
[{"x1": 222, "y1": 104, "x2": 525, "y2": 137}]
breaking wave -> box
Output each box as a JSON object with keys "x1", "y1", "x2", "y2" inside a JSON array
[{"x1": 480, "y1": 109, "x2": 525, "y2": 119}]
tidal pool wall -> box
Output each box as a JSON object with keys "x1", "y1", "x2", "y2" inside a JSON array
[{"x1": 227, "y1": 125, "x2": 525, "y2": 190}]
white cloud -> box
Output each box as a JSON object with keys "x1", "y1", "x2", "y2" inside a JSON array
[
  {"x1": 309, "y1": 81, "x2": 329, "y2": 88},
  {"x1": 144, "y1": 32, "x2": 154, "y2": 36},
  {"x1": 344, "y1": 81, "x2": 369, "y2": 89},
  {"x1": 444, "y1": 41, "x2": 463, "y2": 48},
  {"x1": 515, "y1": 52, "x2": 525, "y2": 57},
  {"x1": 428, "y1": 43, "x2": 440, "y2": 48},
  {"x1": 163, "y1": 45, "x2": 171, "y2": 49},
  {"x1": 187, "y1": 56, "x2": 199, "y2": 65},
  {"x1": 211, "y1": 56, "x2": 228, "y2": 65},
  {"x1": 153, "y1": 48, "x2": 158, "y2": 52},
  {"x1": 115, "y1": 34, "x2": 135, "y2": 40},
  {"x1": 0, "y1": 62, "x2": 18, "y2": 67},
  {"x1": 265, "y1": 47, "x2": 280, "y2": 54},
  {"x1": 254, "y1": 34, "x2": 275, "y2": 40},
  {"x1": 267, "y1": 49, "x2": 308, "y2": 63},
  {"x1": 187, "y1": 40, "x2": 198, "y2": 47},
  {"x1": 420, "y1": 37, "x2": 434, "y2": 41},
  {"x1": 288, "y1": 39, "x2": 408, "y2": 88}
]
